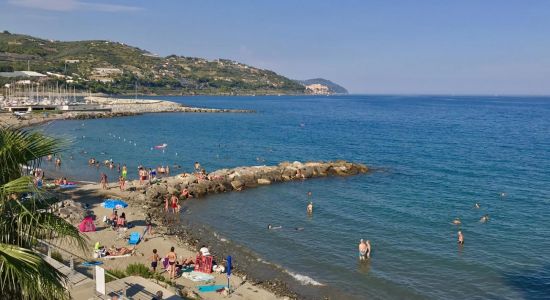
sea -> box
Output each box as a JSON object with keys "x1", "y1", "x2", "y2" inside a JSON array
[{"x1": 39, "y1": 95, "x2": 550, "y2": 299}]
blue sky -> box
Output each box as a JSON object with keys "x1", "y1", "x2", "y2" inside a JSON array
[{"x1": 1, "y1": 0, "x2": 549, "y2": 94}]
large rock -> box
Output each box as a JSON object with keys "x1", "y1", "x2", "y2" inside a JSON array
[
  {"x1": 230, "y1": 180, "x2": 244, "y2": 190},
  {"x1": 257, "y1": 178, "x2": 271, "y2": 185}
]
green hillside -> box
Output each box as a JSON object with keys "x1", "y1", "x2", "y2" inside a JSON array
[{"x1": 0, "y1": 31, "x2": 305, "y2": 95}]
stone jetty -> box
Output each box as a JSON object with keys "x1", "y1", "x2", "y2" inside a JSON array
[
  {"x1": 85, "y1": 96, "x2": 253, "y2": 113},
  {"x1": 124, "y1": 160, "x2": 368, "y2": 212}
]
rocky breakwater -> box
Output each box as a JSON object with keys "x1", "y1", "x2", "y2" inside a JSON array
[
  {"x1": 126, "y1": 160, "x2": 368, "y2": 212},
  {"x1": 85, "y1": 96, "x2": 253, "y2": 113}
]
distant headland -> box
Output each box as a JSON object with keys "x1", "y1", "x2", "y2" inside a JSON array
[{"x1": 0, "y1": 31, "x2": 347, "y2": 96}]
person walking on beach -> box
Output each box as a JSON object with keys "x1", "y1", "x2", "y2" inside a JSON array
[
  {"x1": 145, "y1": 212, "x2": 154, "y2": 235},
  {"x1": 150, "y1": 249, "x2": 160, "y2": 272},
  {"x1": 118, "y1": 176, "x2": 125, "y2": 191},
  {"x1": 100, "y1": 173, "x2": 108, "y2": 190},
  {"x1": 458, "y1": 230, "x2": 464, "y2": 245},
  {"x1": 166, "y1": 247, "x2": 177, "y2": 279}
]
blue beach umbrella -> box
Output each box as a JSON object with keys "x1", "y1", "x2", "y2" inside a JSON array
[
  {"x1": 227, "y1": 255, "x2": 232, "y2": 290},
  {"x1": 101, "y1": 199, "x2": 128, "y2": 209}
]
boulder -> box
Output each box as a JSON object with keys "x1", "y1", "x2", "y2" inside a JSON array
[
  {"x1": 230, "y1": 180, "x2": 244, "y2": 190},
  {"x1": 257, "y1": 178, "x2": 271, "y2": 185}
]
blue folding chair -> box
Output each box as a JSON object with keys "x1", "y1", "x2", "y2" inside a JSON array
[{"x1": 128, "y1": 232, "x2": 140, "y2": 245}]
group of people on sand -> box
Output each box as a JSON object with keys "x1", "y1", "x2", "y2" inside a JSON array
[
  {"x1": 53, "y1": 177, "x2": 69, "y2": 185},
  {"x1": 150, "y1": 244, "x2": 218, "y2": 280},
  {"x1": 106, "y1": 210, "x2": 129, "y2": 230}
]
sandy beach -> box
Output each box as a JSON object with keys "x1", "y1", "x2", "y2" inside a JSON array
[{"x1": 48, "y1": 180, "x2": 290, "y2": 300}]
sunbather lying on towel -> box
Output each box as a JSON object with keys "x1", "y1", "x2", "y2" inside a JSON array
[{"x1": 107, "y1": 246, "x2": 134, "y2": 256}]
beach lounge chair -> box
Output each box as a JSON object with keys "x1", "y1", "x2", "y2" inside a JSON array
[{"x1": 128, "y1": 232, "x2": 140, "y2": 245}]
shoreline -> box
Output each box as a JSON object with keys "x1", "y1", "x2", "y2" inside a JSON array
[{"x1": 47, "y1": 160, "x2": 368, "y2": 299}]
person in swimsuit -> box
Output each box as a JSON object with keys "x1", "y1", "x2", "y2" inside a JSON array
[
  {"x1": 480, "y1": 214, "x2": 489, "y2": 223},
  {"x1": 458, "y1": 230, "x2": 464, "y2": 245},
  {"x1": 100, "y1": 173, "x2": 108, "y2": 190},
  {"x1": 307, "y1": 202, "x2": 313, "y2": 214},
  {"x1": 118, "y1": 176, "x2": 125, "y2": 191},
  {"x1": 150, "y1": 249, "x2": 160, "y2": 272},
  {"x1": 121, "y1": 165, "x2": 127, "y2": 179},
  {"x1": 359, "y1": 239, "x2": 368, "y2": 260},
  {"x1": 166, "y1": 247, "x2": 177, "y2": 279},
  {"x1": 170, "y1": 194, "x2": 179, "y2": 213},
  {"x1": 180, "y1": 188, "x2": 192, "y2": 199},
  {"x1": 164, "y1": 195, "x2": 169, "y2": 213},
  {"x1": 194, "y1": 161, "x2": 201, "y2": 173}
]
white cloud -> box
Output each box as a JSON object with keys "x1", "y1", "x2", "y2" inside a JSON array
[{"x1": 9, "y1": 0, "x2": 141, "y2": 12}]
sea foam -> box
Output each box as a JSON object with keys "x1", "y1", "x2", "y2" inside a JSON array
[{"x1": 285, "y1": 270, "x2": 323, "y2": 286}]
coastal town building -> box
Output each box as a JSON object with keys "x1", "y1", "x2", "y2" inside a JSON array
[{"x1": 305, "y1": 83, "x2": 331, "y2": 95}]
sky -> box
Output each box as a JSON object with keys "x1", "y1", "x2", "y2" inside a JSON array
[{"x1": 1, "y1": 0, "x2": 549, "y2": 95}]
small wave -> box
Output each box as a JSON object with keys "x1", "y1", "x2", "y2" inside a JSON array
[{"x1": 285, "y1": 270, "x2": 323, "y2": 286}]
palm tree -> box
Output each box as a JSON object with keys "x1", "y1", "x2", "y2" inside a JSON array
[{"x1": 0, "y1": 126, "x2": 85, "y2": 300}]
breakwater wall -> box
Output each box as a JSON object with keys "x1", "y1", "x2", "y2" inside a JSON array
[
  {"x1": 85, "y1": 96, "x2": 253, "y2": 113},
  {"x1": 123, "y1": 160, "x2": 368, "y2": 212}
]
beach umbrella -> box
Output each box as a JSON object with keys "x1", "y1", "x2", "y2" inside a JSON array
[
  {"x1": 101, "y1": 199, "x2": 128, "y2": 209},
  {"x1": 227, "y1": 255, "x2": 232, "y2": 291}
]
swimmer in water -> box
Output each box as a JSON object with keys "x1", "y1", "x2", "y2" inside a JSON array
[
  {"x1": 457, "y1": 230, "x2": 464, "y2": 245},
  {"x1": 294, "y1": 227, "x2": 304, "y2": 231},
  {"x1": 474, "y1": 203, "x2": 480, "y2": 209},
  {"x1": 452, "y1": 218, "x2": 461, "y2": 225},
  {"x1": 500, "y1": 192, "x2": 507, "y2": 197},
  {"x1": 267, "y1": 224, "x2": 282, "y2": 230},
  {"x1": 480, "y1": 214, "x2": 489, "y2": 223},
  {"x1": 307, "y1": 202, "x2": 313, "y2": 214}
]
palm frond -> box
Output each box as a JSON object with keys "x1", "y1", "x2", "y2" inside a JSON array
[{"x1": 0, "y1": 243, "x2": 69, "y2": 300}]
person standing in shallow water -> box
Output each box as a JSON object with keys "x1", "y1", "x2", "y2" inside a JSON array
[
  {"x1": 359, "y1": 239, "x2": 371, "y2": 260},
  {"x1": 307, "y1": 202, "x2": 313, "y2": 214}
]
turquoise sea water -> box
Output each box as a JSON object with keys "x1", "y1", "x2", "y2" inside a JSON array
[{"x1": 42, "y1": 95, "x2": 550, "y2": 299}]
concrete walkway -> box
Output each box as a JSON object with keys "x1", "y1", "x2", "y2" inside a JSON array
[
  {"x1": 99, "y1": 276, "x2": 181, "y2": 300},
  {"x1": 40, "y1": 254, "x2": 93, "y2": 288}
]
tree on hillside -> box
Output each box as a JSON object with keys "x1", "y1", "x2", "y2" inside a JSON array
[{"x1": 0, "y1": 127, "x2": 85, "y2": 299}]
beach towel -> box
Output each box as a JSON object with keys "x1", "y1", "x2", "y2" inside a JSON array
[
  {"x1": 182, "y1": 271, "x2": 215, "y2": 282},
  {"x1": 100, "y1": 254, "x2": 132, "y2": 259},
  {"x1": 198, "y1": 285, "x2": 226, "y2": 293},
  {"x1": 59, "y1": 184, "x2": 77, "y2": 189},
  {"x1": 128, "y1": 232, "x2": 140, "y2": 245},
  {"x1": 81, "y1": 261, "x2": 103, "y2": 267}
]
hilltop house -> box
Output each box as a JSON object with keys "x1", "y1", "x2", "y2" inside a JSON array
[{"x1": 91, "y1": 67, "x2": 123, "y2": 83}]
